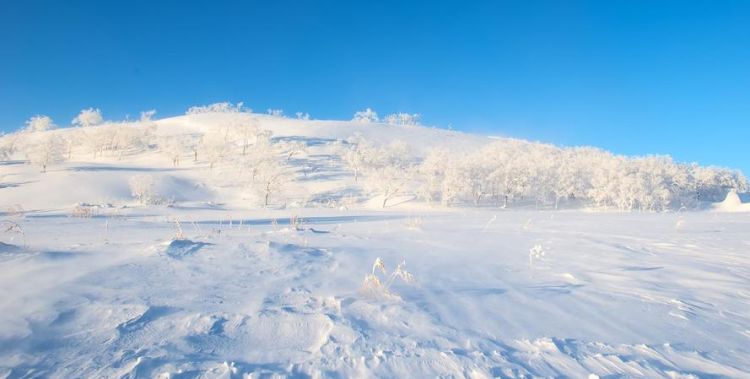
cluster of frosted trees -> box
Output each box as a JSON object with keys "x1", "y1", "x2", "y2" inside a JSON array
[
  {"x1": 0, "y1": 108, "x2": 156, "y2": 173},
  {"x1": 343, "y1": 137, "x2": 747, "y2": 211},
  {"x1": 352, "y1": 108, "x2": 421, "y2": 126},
  {"x1": 2, "y1": 104, "x2": 746, "y2": 211},
  {"x1": 0, "y1": 105, "x2": 303, "y2": 206},
  {"x1": 187, "y1": 117, "x2": 303, "y2": 206}
]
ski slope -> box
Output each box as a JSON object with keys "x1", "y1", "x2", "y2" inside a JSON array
[{"x1": 1, "y1": 113, "x2": 749, "y2": 378}]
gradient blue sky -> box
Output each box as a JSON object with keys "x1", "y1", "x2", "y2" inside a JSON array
[{"x1": 1, "y1": 1, "x2": 748, "y2": 172}]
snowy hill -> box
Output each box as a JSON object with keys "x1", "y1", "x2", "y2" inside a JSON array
[
  {"x1": 1, "y1": 107, "x2": 750, "y2": 377},
  {"x1": 1, "y1": 110, "x2": 490, "y2": 212},
  {"x1": 1, "y1": 107, "x2": 746, "y2": 212}
]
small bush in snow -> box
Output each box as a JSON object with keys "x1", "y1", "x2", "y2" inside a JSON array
[
  {"x1": 405, "y1": 217, "x2": 423, "y2": 230},
  {"x1": 129, "y1": 175, "x2": 161, "y2": 205},
  {"x1": 4, "y1": 204, "x2": 25, "y2": 219},
  {"x1": 1, "y1": 220, "x2": 25, "y2": 246},
  {"x1": 529, "y1": 244, "x2": 545, "y2": 267},
  {"x1": 172, "y1": 219, "x2": 186, "y2": 240},
  {"x1": 361, "y1": 257, "x2": 415, "y2": 299},
  {"x1": 70, "y1": 204, "x2": 97, "y2": 218},
  {"x1": 290, "y1": 215, "x2": 305, "y2": 231}
]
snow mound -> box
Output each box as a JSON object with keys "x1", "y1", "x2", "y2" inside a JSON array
[
  {"x1": 0, "y1": 242, "x2": 22, "y2": 254},
  {"x1": 150, "y1": 175, "x2": 213, "y2": 204},
  {"x1": 714, "y1": 190, "x2": 750, "y2": 212},
  {"x1": 163, "y1": 239, "x2": 212, "y2": 258}
]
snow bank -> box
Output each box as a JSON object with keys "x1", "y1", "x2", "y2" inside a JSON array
[{"x1": 714, "y1": 190, "x2": 750, "y2": 212}]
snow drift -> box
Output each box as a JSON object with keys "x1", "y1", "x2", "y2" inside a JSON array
[{"x1": 714, "y1": 189, "x2": 750, "y2": 212}]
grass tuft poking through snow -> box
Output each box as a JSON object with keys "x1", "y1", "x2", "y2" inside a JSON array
[
  {"x1": 529, "y1": 244, "x2": 545, "y2": 268},
  {"x1": 361, "y1": 257, "x2": 415, "y2": 300},
  {"x1": 1, "y1": 220, "x2": 25, "y2": 246}
]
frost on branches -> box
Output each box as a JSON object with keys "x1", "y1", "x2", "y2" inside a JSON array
[
  {"x1": 72, "y1": 108, "x2": 103, "y2": 127},
  {"x1": 24, "y1": 115, "x2": 56, "y2": 133},
  {"x1": 186, "y1": 102, "x2": 247, "y2": 115},
  {"x1": 352, "y1": 108, "x2": 379, "y2": 123},
  {"x1": 337, "y1": 135, "x2": 747, "y2": 211}
]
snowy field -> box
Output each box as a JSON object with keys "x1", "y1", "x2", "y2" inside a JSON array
[
  {"x1": 1, "y1": 109, "x2": 749, "y2": 377},
  {"x1": 1, "y1": 207, "x2": 749, "y2": 378}
]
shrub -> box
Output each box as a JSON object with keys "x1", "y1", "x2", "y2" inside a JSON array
[
  {"x1": 70, "y1": 204, "x2": 97, "y2": 218},
  {"x1": 361, "y1": 257, "x2": 415, "y2": 299},
  {"x1": 129, "y1": 175, "x2": 161, "y2": 205}
]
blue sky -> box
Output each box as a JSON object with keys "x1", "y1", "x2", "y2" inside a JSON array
[{"x1": 1, "y1": 1, "x2": 749, "y2": 172}]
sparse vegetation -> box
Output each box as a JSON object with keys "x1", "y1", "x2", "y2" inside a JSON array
[{"x1": 361, "y1": 257, "x2": 415, "y2": 299}]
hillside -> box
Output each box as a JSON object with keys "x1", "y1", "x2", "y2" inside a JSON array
[
  {"x1": 1, "y1": 107, "x2": 747, "y2": 213},
  {"x1": 1, "y1": 107, "x2": 750, "y2": 377}
]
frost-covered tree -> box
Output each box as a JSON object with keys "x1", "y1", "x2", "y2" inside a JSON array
[
  {"x1": 341, "y1": 137, "x2": 374, "y2": 183},
  {"x1": 112, "y1": 125, "x2": 154, "y2": 158},
  {"x1": 186, "y1": 102, "x2": 247, "y2": 114},
  {"x1": 0, "y1": 133, "x2": 20, "y2": 160},
  {"x1": 352, "y1": 108, "x2": 379, "y2": 123},
  {"x1": 25, "y1": 133, "x2": 65, "y2": 173},
  {"x1": 366, "y1": 165, "x2": 414, "y2": 208},
  {"x1": 279, "y1": 140, "x2": 307, "y2": 161},
  {"x1": 360, "y1": 140, "x2": 415, "y2": 208},
  {"x1": 342, "y1": 149, "x2": 363, "y2": 183},
  {"x1": 81, "y1": 126, "x2": 116, "y2": 158},
  {"x1": 61, "y1": 129, "x2": 80, "y2": 159},
  {"x1": 24, "y1": 115, "x2": 56, "y2": 132},
  {"x1": 252, "y1": 157, "x2": 292, "y2": 207},
  {"x1": 229, "y1": 132, "x2": 293, "y2": 207},
  {"x1": 72, "y1": 108, "x2": 103, "y2": 127},
  {"x1": 140, "y1": 110, "x2": 157, "y2": 122},
  {"x1": 129, "y1": 175, "x2": 159, "y2": 205},
  {"x1": 229, "y1": 119, "x2": 260, "y2": 156},
  {"x1": 390, "y1": 136, "x2": 749, "y2": 211},
  {"x1": 384, "y1": 113, "x2": 420, "y2": 126},
  {"x1": 240, "y1": 129, "x2": 275, "y2": 180},
  {"x1": 200, "y1": 126, "x2": 232, "y2": 169},
  {"x1": 266, "y1": 109, "x2": 284, "y2": 117},
  {"x1": 185, "y1": 135, "x2": 202, "y2": 162},
  {"x1": 158, "y1": 136, "x2": 188, "y2": 166}
]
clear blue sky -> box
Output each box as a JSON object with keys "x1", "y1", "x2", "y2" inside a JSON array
[{"x1": 1, "y1": 1, "x2": 749, "y2": 172}]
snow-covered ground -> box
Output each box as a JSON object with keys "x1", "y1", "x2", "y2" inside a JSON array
[{"x1": 1, "y1": 112, "x2": 749, "y2": 377}]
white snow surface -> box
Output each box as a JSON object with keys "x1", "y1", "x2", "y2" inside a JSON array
[
  {"x1": 1, "y1": 113, "x2": 749, "y2": 378},
  {"x1": 715, "y1": 190, "x2": 750, "y2": 213}
]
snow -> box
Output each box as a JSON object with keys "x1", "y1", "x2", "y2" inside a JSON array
[
  {"x1": 715, "y1": 190, "x2": 750, "y2": 212},
  {"x1": 1, "y1": 112, "x2": 749, "y2": 377}
]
